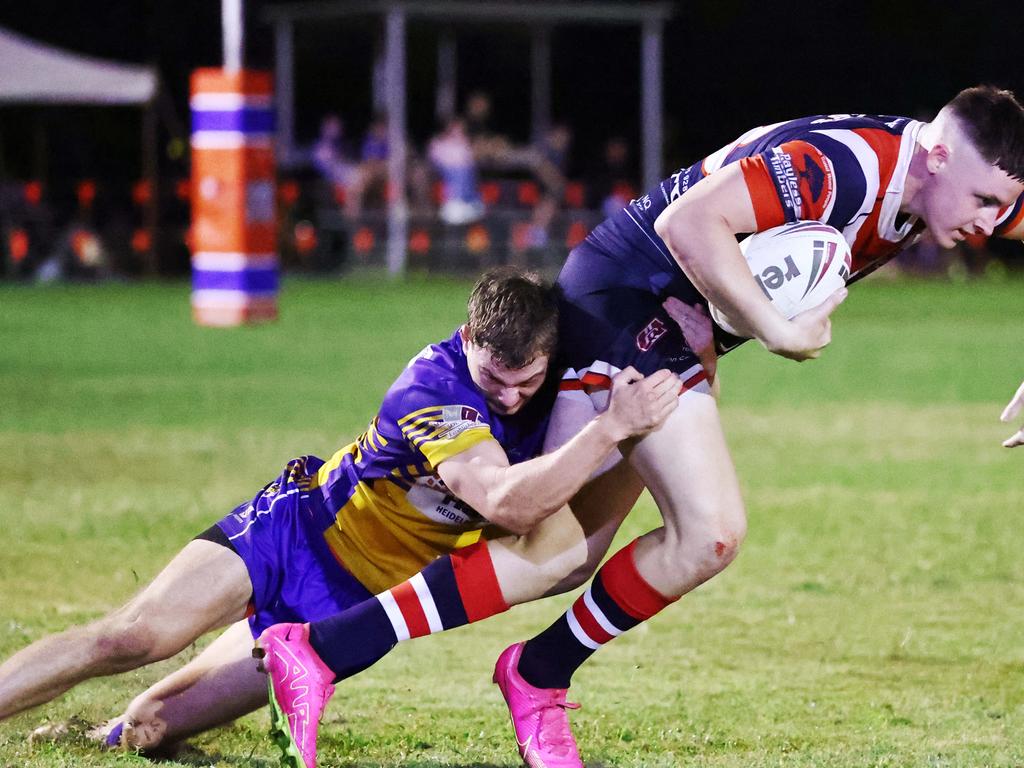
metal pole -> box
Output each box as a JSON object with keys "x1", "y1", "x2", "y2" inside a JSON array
[
  {"x1": 142, "y1": 92, "x2": 160, "y2": 276},
  {"x1": 530, "y1": 26, "x2": 551, "y2": 145},
  {"x1": 372, "y1": 42, "x2": 387, "y2": 116},
  {"x1": 385, "y1": 8, "x2": 408, "y2": 277},
  {"x1": 274, "y1": 20, "x2": 295, "y2": 165},
  {"x1": 640, "y1": 19, "x2": 663, "y2": 191},
  {"x1": 222, "y1": 0, "x2": 244, "y2": 72},
  {"x1": 436, "y1": 31, "x2": 457, "y2": 123}
]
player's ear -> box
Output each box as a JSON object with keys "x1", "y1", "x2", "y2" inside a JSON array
[
  {"x1": 926, "y1": 142, "x2": 950, "y2": 174},
  {"x1": 459, "y1": 324, "x2": 471, "y2": 349}
]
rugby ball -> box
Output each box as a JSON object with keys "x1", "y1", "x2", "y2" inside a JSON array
[{"x1": 709, "y1": 222, "x2": 851, "y2": 337}]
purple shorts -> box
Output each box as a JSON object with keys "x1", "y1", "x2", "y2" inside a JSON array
[{"x1": 215, "y1": 456, "x2": 373, "y2": 636}]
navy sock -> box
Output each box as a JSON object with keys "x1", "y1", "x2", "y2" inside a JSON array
[
  {"x1": 308, "y1": 543, "x2": 507, "y2": 683},
  {"x1": 517, "y1": 541, "x2": 675, "y2": 690},
  {"x1": 308, "y1": 597, "x2": 397, "y2": 683}
]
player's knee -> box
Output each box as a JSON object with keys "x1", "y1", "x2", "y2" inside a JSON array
[
  {"x1": 661, "y1": 506, "x2": 746, "y2": 585},
  {"x1": 709, "y1": 504, "x2": 747, "y2": 566},
  {"x1": 547, "y1": 554, "x2": 600, "y2": 595},
  {"x1": 92, "y1": 613, "x2": 167, "y2": 669},
  {"x1": 698, "y1": 508, "x2": 746, "y2": 570}
]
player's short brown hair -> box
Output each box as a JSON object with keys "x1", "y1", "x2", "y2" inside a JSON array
[
  {"x1": 946, "y1": 85, "x2": 1024, "y2": 182},
  {"x1": 465, "y1": 267, "x2": 558, "y2": 369}
]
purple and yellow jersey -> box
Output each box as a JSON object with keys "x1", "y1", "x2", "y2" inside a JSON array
[{"x1": 312, "y1": 328, "x2": 553, "y2": 594}]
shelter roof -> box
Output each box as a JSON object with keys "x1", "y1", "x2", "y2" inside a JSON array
[{"x1": 0, "y1": 25, "x2": 156, "y2": 105}]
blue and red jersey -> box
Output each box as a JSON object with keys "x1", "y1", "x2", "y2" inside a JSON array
[{"x1": 586, "y1": 114, "x2": 1024, "y2": 286}]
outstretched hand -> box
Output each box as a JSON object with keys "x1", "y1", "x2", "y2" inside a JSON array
[{"x1": 1000, "y1": 380, "x2": 1024, "y2": 448}]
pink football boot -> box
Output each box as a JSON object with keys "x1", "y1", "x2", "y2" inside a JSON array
[
  {"x1": 493, "y1": 642, "x2": 583, "y2": 768},
  {"x1": 255, "y1": 623, "x2": 336, "y2": 768}
]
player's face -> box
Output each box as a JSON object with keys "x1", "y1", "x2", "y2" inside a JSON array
[
  {"x1": 464, "y1": 342, "x2": 549, "y2": 416},
  {"x1": 919, "y1": 139, "x2": 1023, "y2": 248}
]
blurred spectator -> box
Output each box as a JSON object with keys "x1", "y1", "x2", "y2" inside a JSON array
[
  {"x1": 312, "y1": 114, "x2": 356, "y2": 187},
  {"x1": 428, "y1": 117, "x2": 484, "y2": 225},
  {"x1": 345, "y1": 114, "x2": 432, "y2": 219},
  {"x1": 344, "y1": 115, "x2": 389, "y2": 218},
  {"x1": 464, "y1": 91, "x2": 507, "y2": 163},
  {"x1": 587, "y1": 136, "x2": 637, "y2": 217},
  {"x1": 533, "y1": 123, "x2": 572, "y2": 198}
]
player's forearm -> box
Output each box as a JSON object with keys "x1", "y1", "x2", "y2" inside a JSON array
[
  {"x1": 661, "y1": 212, "x2": 788, "y2": 347},
  {"x1": 480, "y1": 413, "x2": 627, "y2": 534}
]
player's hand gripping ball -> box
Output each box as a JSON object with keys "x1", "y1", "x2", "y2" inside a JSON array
[{"x1": 709, "y1": 222, "x2": 851, "y2": 337}]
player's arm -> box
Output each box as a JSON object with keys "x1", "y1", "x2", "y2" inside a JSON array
[
  {"x1": 654, "y1": 162, "x2": 845, "y2": 361},
  {"x1": 437, "y1": 368, "x2": 679, "y2": 534}
]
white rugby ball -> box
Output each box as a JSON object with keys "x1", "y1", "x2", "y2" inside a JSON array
[{"x1": 709, "y1": 222, "x2": 851, "y2": 337}]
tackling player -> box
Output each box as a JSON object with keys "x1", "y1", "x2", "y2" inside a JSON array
[
  {"x1": 0, "y1": 268, "x2": 680, "y2": 759},
  {"x1": 254, "y1": 85, "x2": 1024, "y2": 768}
]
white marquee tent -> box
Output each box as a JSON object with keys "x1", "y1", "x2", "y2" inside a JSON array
[{"x1": 0, "y1": 24, "x2": 156, "y2": 105}]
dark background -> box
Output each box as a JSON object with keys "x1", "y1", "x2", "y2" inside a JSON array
[{"x1": 0, "y1": 0, "x2": 1021, "y2": 182}]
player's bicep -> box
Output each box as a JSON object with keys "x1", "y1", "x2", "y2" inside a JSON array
[
  {"x1": 435, "y1": 438, "x2": 510, "y2": 520},
  {"x1": 656, "y1": 162, "x2": 759, "y2": 243},
  {"x1": 736, "y1": 140, "x2": 840, "y2": 230}
]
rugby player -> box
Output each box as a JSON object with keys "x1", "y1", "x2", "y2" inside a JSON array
[
  {"x1": 255, "y1": 85, "x2": 1024, "y2": 768},
  {"x1": 0, "y1": 268, "x2": 681, "y2": 757}
]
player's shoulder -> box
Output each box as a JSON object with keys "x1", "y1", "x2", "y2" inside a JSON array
[
  {"x1": 383, "y1": 329, "x2": 490, "y2": 424},
  {"x1": 782, "y1": 113, "x2": 912, "y2": 136},
  {"x1": 781, "y1": 114, "x2": 916, "y2": 187}
]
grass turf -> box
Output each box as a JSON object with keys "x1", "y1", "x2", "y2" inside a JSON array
[{"x1": 0, "y1": 273, "x2": 1022, "y2": 767}]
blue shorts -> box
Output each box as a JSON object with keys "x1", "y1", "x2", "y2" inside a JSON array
[
  {"x1": 555, "y1": 240, "x2": 705, "y2": 379},
  {"x1": 215, "y1": 456, "x2": 373, "y2": 636}
]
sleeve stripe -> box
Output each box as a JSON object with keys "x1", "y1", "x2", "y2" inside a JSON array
[
  {"x1": 419, "y1": 428, "x2": 495, "y2": 467},
  {"x1": 995, "y1": 193, "x2": 1024, "y2": 236},
  {"x1": 739, "y1": 156, "x2": 787, "y2": 231},
  {"x1": 397, "y1": 406, "x2": 445, "y2": 426}
]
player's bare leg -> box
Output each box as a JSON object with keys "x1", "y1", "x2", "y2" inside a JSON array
[
  {"x1": 0, "y1": 540, "x2": 251, "y2": 721},
  {"x1": 489, "y1": 457, "x2": 643, "y2": 605},
  {"x1": 97, "y1": 619, "x2": 266, "y2": 751},
  {"x1": 627, "y1": 389, "x2": 746, "y2": 595},
  {"x1": 496, "y1": 386, "x2": 745, "y2": 768},
  {"x1": 489, "y1": 389, "x2": 643, "y2": 604}
]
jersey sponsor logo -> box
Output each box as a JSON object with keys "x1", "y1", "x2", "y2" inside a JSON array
[
  {"x1": 433, "y1": 419, "x2": 485, "y2": 440},
  {"x1": 667, "y1": 169, "x2": 688, "y2": 201},
  {"x1": 666, "y1": 165, "x2": 705, "y2": 204},
  {"x1": 406, "y1": 483, "x2": 480, "y2": 525},
  {"x1": 769, "y1": 141, "x2": 835, "y2": 220},
  {"x1": 636, "y1": 316, "x2": 668, "y2": 352},
  {"x1": 441, "y1": 404, "x2": 482, "y2": 423},
  {"x1": 630, "y1": 193, "x2": 653, "y2": 211},
  {"x1": 433, "y1": 405, "x2": 486, "y2": 440},
  {"x1": 767, "y1": 148, "x2": 802, "y2": 216}
]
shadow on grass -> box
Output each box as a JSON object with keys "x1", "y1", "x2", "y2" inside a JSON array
[
  {"x1": 157, "y1": 750, "x2": 610, "y2": 768},
  {"x1": 147, "y1": 744, "x2": 277, "y2": 767}
]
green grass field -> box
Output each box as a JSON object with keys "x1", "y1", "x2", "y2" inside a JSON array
[{"x1": 1, "y1": 274, "x2": 1023, "y2": 767}]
